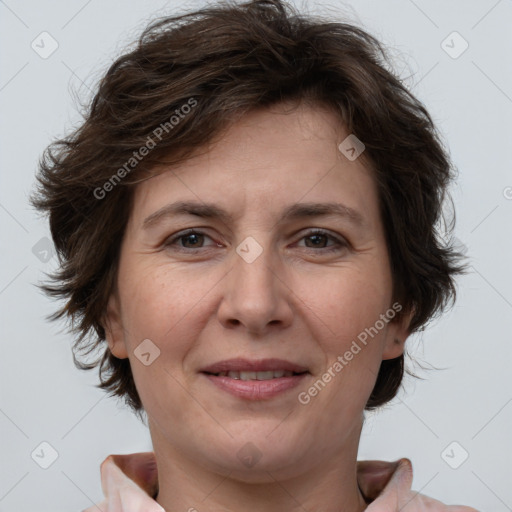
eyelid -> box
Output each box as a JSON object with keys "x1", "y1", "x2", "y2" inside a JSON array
[
  {"x1": 163, "y1": 228, "x2": 219, "y2": 249},
  {"x1": 163, "y1": 227, "x2": 349, "y2": 253},
  {"x1": 296, "y1": 228, "x2": 348, "y2": 250}
]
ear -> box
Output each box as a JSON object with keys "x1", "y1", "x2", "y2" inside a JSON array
[
  {"x1": 381, "y1": 306, "x2": 415, "y2": 361},
  {"x1": 103, "y1": 291, "x2": 129, "y2": 359}
]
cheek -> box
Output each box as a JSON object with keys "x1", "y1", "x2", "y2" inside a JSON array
[
  {"x1": 116, "y1": 261, "x2": 221, "y2": 404},
  {"x1": 119, "y1": 261, "x2": 203, "y2": 340},
  {"x1": 325, "y1": 274, "x2": 393, "y2": 394},
  {"x1": 116, "y1": 265, "x2": 202, "y2": 416},
  {"x1": 299, "y1": 265, "x2": 392, "y2": 344}
]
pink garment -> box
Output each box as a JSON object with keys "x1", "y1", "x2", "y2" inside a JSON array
[{"x1": 83, "y1": 452, "x2": 479, "y2": 512}]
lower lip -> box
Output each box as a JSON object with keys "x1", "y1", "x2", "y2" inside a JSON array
[{"x1": 201, "y1": 373, "x2": 308, "y2": 400}]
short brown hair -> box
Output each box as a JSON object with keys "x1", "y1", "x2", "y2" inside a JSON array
[{"x1": 31, "y1": 0, "x2": 467, "y2": 415}]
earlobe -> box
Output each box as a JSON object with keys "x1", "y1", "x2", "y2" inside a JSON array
[
  {"x1": 381, "y1": 306, "x2": 414, "y2": 360},
  {"x1": 103, "y1": 293, "x2": 129, "y2": 359},
  {"x1": 382, "y1": 337, "x2": 406, "y2": 360}
]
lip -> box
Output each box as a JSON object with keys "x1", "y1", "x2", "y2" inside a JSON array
[
  {"x1": 200, "y1": 357, "x2": 309, "y2": 374},
  {"x1": 200, "y1": 358, "x2": 310, "y2": 401},
  {"x1": 202, "y1": 372, "x2": 309, "y2": 400}
]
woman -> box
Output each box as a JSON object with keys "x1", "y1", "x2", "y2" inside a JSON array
[{"x1": 31, "y1": 1, "x2": 478, "y2": 510}]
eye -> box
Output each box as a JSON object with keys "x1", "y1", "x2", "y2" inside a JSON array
[
  {"x1": 297, "y1": 229, "x2": 347, "y2": 253},
  {"x1": 164, "y1": 229, "x2": 219, "y2": 251},
  {"x1": 163, "y1": 228, "x2": 347, "y2": 254}
]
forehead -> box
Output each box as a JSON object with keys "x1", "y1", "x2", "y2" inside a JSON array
[{"x1": 129, "y1": 103, "x2": 379, "y2": 231}]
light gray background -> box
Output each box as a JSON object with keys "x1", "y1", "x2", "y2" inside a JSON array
[{"x1": 1, "y1": 1, "x2": 511, "y2": 511}]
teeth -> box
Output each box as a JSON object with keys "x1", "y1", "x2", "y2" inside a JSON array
[
  {"x1": 255, "y1": 371, "x2": 274, "y2": 380},
  {"x1": 217, "y1": 370, "x2": 295, "y2": 380}
]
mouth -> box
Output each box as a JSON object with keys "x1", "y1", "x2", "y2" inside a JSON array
[
  {"x1": 202, "y1": 369, "x2": 308, "y2": 380},
  {"x1": 199, "y1": 358, "x2": 310, "y2": 400}
]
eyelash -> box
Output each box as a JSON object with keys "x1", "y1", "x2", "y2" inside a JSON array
[{"x1": 163, "y1": 228, "x2": 347, "y2": 254}]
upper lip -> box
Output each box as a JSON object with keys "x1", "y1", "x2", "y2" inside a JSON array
[{"x1": 200, "y1": 358, "x2": 309, "y2": 374}]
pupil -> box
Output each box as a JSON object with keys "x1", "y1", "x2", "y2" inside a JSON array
[
  {"x1": 184, "y1": 233, "x2": 202, "y2": 247},
  {"x1": 307, "y1": 234, "x2": 325, "y2": 248}
]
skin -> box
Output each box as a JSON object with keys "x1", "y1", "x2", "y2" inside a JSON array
[{"x1": 105, "y1": 101, "x2": 413, "y2": 512}]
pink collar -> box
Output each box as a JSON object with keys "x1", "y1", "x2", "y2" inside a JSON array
[{"x1": 83, "y1": 452, "x2": 476, "y2": 511}]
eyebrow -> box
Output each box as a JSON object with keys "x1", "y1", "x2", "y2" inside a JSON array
[{"x1": 142, "y1": 200, "x2": 366, "y2": 230}]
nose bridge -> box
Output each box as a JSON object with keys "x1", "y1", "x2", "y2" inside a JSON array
[
  {"x1": 234, "y1": 235, "x2": 276, "y2": 294},
  {"x1": 218, "y1": 233, "x2": 291, "y2": 333}
]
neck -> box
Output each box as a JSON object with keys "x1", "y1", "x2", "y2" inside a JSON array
[{"x1": 149, "y1": 418, "x2": 368, "y2": 512}]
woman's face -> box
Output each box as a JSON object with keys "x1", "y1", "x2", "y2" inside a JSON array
[{"x1": 106, "y1": 102, "x2": 410, "y2": 480}]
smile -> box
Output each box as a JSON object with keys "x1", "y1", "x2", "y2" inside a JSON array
[
  {"x1": 206, "y1": 370, "x2": 305, "y2": 380},
  {"x1": 201, "y1": 371, "x2": 309, "y2": 400}
]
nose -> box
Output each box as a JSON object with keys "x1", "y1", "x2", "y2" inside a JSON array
[{"x1": 216, "y1": 240, "x2": 293, "y2": 336}]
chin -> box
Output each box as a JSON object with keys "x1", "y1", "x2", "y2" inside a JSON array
[{"x1": 197, "y1": 437, "x2": 307, "y2": 482}]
